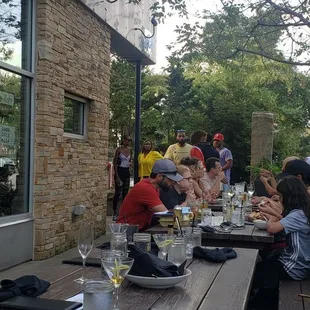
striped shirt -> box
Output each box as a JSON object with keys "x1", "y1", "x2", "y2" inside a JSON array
[{"x1": 279, "y1": 209, "x2": 310, "y2": 280}]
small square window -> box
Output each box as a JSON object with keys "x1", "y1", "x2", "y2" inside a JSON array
[{"x1": 64, "y1": 93, "x2": 87, "y2": 137}]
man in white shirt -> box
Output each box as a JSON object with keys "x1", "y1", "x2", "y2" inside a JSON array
[{"x1": 202, "y1": 157, "x2": 226, "y2": 197}]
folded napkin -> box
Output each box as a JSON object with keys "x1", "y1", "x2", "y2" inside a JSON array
[
  {"x1": 193, "y1": 247, "x2": 237, "y2": 263},
  {"x1": 0, "y1": 275, "x2": 50, "y2": 302},
  {"x1": 199, "y1": 225, "x2": 215, "y2": 233},
  {"x1": 62, "y1": 257, "x2": 101, "y2": 267},
  {"x1": 128, "y1": 244, "x2": 185, "y2": 277}
]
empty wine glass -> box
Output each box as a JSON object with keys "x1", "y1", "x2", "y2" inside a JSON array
[
  {"x1": 247, "y1": 184, "x2": 255, "y2": 199},
  {"x1": 153, "y1": 234, "x2": 176, "y2": 260},
  {"x1": 74, "y1": 222, "x2": 94, "y2": 284},
  {"x1": 109, "y1": 223, "x2": 129, "y2": 234},
  {"x1": 101, "y1": 256, "x2": 134, "y2": 309}
]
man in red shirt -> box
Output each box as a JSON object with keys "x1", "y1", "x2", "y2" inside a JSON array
[{"x1": 117, "y1": 159, "x2": 183, "y2": 231}]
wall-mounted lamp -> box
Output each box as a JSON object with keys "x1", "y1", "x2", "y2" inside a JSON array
[{"x1": 134, "y1": 16, "x2": 158, "y2": 39}]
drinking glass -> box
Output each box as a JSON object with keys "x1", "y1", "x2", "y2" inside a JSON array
[
  {"x1": 133, "y1": 233, "x2": 151, "y2": 252},
  {"x1": 168, "y1": 236, "x2": 186, "y2": 266},
  {"x1": 247, "y1": 184, "x2": 255, "y2": 199},
  {"x1": 153, "y1": 234, "x2": 176, "y2": 260},
  {"x1": 101, "y1": 250, "x2": 124, "y2": 279},
  {"x1": 109, "y1": 223, "x2": 129, "y2": 234},
  {"x1": 101, "y1": 256, "x2": 134, "y2": 310},
  {"x1": 74, "y1": 222, "x2": 94, "y2": 284},
  {"x1": 83, "y1": 279, "x2": 114, "y2": 310}
]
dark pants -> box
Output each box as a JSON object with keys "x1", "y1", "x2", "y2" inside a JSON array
[
  {"x1": 113, "y1": 167, "x2": 130, "y2": 213},
  {"x1": 253, "y1": 251, "x2": 292, "y2": 289}
]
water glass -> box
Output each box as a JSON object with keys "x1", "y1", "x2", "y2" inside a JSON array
[
  {"x1": 168, "y1": 236, "x2": 186, "y2": 266},
  {"x1": 184, "y1": 234, "x2": 194, "y2": 259},
  {"x1": 110, "y1": 233, "x2": 127, "y2": 257},
  {"x1": 201, "y1": 208, "x2": 212, "y2": 226},
  {"x1": 83, "y1": 279, "x2": 114, "y2": 310},
  {"x1": 192, "y1": 228, "x2": 202, "y2": 247},
  {"x1": 126, "y1": 225, "x2": 139, "y2": 244},
  {"x1": 133, "y1": 233, "x2": 151, "y2": 252}
]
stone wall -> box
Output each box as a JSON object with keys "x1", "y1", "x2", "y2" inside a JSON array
[
  {"x1": 35, "y1": 0, "x2": 110, "y2": 260},
  {"x1": 251, "y1": 112, "x2": 274, "y2": 166}
]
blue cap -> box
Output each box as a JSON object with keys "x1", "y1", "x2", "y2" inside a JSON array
[{"x1": 152, "y1": 159, "x2": 183, "y2": 182}]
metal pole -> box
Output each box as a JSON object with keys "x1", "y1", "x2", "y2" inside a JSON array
[{"x1": 134, "y1": 60, "x2": 142, "y2": 184}]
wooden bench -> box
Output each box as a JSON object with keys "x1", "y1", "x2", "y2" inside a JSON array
[{"x1": 279, "y1": 276, "x2": 310, "y2": 310}]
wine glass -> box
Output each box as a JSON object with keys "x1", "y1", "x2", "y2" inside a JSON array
[
  {"x1": 227, "y1": 185, "x2": 236, "y2": 200},
  {"x1": 109, "y1": 223, "x2": 129, "y2": 234},
  {"x1": 153, "y1": 234, "x2": 176, "y2": 260},
  {"x1": 74, "y1": 222, "x2": 94, "y2": 284},
  {"x1": 101, "y1": 256, "x2": 134, "y2": 309},
  {"x1": 247, "y1": 184, "x2": 255, "y2": 199}
]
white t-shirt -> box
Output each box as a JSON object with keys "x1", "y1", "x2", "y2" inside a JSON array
[{"x1": 201, "y1": 172, "x2": 220, "y2": 191}]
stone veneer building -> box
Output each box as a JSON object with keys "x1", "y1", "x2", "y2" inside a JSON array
[{"x1": 0, "y1": 0, "x2": 156, "y2": 269}]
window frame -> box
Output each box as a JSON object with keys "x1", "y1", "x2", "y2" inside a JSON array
[{"x1": 63, "y1": 92, "x2": 88, "y2": 140}]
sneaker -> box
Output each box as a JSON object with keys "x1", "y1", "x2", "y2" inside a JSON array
[{"x1": 112, "y1": 214, "x2": 118, "y2": 221}]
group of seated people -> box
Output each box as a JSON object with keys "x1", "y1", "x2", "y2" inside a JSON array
[
  {"x1": 248, "y1": 157, "x2": 310, "y2": 303},
  {"x1": 117, "y1": 156, "x2": 224, "y2": 231}
]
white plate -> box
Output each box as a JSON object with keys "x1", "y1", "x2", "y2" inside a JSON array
[
  {"x1": 126, "y1": 268, "x2": 191, "y2": 289},
  {"x1": 254, "y1": 220, "x2": 268, "y2": 230}
]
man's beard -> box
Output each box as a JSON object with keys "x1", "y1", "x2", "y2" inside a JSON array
[
  {"x1": 158, "y1": 180, "x2": 171, "y2": 192},
  {"x1": 178, "y1": 140, "x2": 186, "y2": 145}
]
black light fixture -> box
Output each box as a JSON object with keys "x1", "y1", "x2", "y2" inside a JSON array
[{"x1": 134, "y1": 16, "x2": 158, "y2": 39}]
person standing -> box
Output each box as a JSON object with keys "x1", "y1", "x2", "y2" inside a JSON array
[
  {"x1": 164, "y1": 130, "x2": 192, "y2": 164},
  {"x1": 200, "y1": 133, "x2": 220, "y2": 164},
  {"x1": 138, "y1": 140, "x2": 163, "y2": 180},
  {"x1": 190, "y1": 130, "x2": 207, "y2": 167},
  {"x1": 213, "y1": 133, "x2": 233, "y2": 185},
  {"x1": 112, "y1": 135, "x2": 132, "y2": 221}
]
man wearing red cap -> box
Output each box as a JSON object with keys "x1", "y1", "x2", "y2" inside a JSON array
[{"x1": 213, "y1": 133, "x2": 233, "y2": 184}]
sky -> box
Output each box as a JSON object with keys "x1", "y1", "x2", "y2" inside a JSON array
[{"x1": 153, "y1": 0, "x2": 220, "y2": 72}]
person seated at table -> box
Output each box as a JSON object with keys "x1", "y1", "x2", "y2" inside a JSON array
[
  {"x1": 259, "y1": 156, "x2": 299, "y2": 197},
  {"x1": 200, "y1": 157, "x2": 227, "y2": 198},
  {"x1": 138, "y1": 139, "x2": 163, "y2": 180},
  {"x1": 117, "y1": 159, "x2": 183, "y2": 231},
  {"x1": 180, "y1": 157, "x2": 211, "y2": 200},
  {"x1": 252, "y1": 177, "x2": 310, "y2": 296},
  {"x1": 252, "y1": 158, "x2": 310, "y2": 205},
  {"x1": 160, "y1": 165, "x2": 193, "y2": 210}
]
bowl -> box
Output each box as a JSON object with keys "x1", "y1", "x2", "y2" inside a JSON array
[
  {"x1": 254, "y1": 219, "x2": 268, "y2": 230},
  {"x1": 126, "y1": 268, "x2": 191, "y2": 289}
]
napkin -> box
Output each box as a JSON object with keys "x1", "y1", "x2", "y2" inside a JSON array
[
  {"x1": 128, "y1": 244, "x2": 185, "y2": 277},
  {"x1": 199, "y1": 225, "x2": 215, "y2": 233},
  {"x1": 193, "y1": 247, "x2": 237, "y2": 263},
  {"x1": 0, "y1": 275, "x2": 50, "y2": 302}
]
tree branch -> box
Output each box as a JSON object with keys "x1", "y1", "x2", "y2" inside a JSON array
[
  {"x1": 258, "y1": 22, "x2": 310, "y2": 27},
  {"x1": 232, "y1": 48, "x2": 310, "y2": 66},
  {"x1": 264, "y1": 0, "x2": 310, "y2": 27}
]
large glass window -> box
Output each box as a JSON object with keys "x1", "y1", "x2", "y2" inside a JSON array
[
  {"x1": 0, "y1": 0, "x2": 32, "y2": 70},
  {"x1": 0, "y1": 69, "x2": 31, "y2": 217},
  {"x1": 0, "y1": 0, "x2": 33, "y2": 219}
]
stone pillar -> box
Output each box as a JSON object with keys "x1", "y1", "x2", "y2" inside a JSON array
[{"x1": 251, "y1": 112, "x2": 274, "y2": 166}]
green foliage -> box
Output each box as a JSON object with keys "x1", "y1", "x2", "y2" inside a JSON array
[{"x1": 246, "y1": 158, "x2": 281, "y2": 179}]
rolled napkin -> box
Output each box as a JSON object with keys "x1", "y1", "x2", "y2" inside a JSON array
[
  {"x1": 0, "y1": 275, "x2": 50, "y2": 302},
  {"x1": 62, "y1": 257, "x2": 101, "y2": 267},
  {"x1": 193, "y1": 247, "x2": 237, "y2": 263},
  {"x1": 128, "y1": 244, "x2": 185, "y2": 277}
]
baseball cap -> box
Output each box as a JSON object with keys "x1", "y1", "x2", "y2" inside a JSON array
[
  {"x1": 286, "y1": 159, "x2": 310, "y2": 186},
  {"x1": 152, "y1": 159, "x2": 183, "y2": 182},
  {"x1": 213, "y1": 133, "x2": 224, "y2": 141}
]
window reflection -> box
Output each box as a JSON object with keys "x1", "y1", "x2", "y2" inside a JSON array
[
  {"x1": 0, "y1": 69, "x2": 30, "y2": 216},
  {"x1": 0, "y1": 0, "x2": 32, "y2": 70}
]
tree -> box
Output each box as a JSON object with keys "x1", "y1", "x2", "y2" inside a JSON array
[
  {"x1": 0, "y1": 0, "x2": 20, "y2": 61},
  {"x1": 173, "y1": 0, "x2": 310, "y2": 66}
]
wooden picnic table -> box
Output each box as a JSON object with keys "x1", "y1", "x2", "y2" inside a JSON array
[
  {"x1": 0, "y1": 236, "x2": 258, "y2": 310},
  {"x1": 147, "y1": 223, "x2": 274, "y2": 250}
]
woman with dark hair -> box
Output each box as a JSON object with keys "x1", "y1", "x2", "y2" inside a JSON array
[
  {"x1": 253, "y1": 177, "x2": 310, "y2": 297},
  {"x1": 138, "y1": 140, "x2": 163, "y2": 180},
  {"x1": 112, "y1": 135, "x2": 132, "y2": 221}
]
